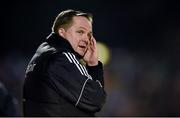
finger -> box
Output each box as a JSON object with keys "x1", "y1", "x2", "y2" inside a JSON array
[
  {"x1": 90, "y1": 36, "x2": 94, "y2": 45},
  {"x1": 91, "y1": 37, "x2": 96, "y2": 49}
]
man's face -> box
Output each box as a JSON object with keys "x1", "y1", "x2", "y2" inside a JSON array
[{"x1": 60, "y1": 16, "x2": 92, "y2": 56}]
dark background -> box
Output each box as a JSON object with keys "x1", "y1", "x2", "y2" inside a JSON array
[
  {"x1": 0, "y1": 0, "x2": 180, "y2": 116},
  {"x1": 1, "y1": 0, "x2": 180, "y2": 54}
]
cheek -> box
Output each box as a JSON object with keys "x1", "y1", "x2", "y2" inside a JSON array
[
  {"x1": 66, "y1": 32, "x2": 81, "y2": 49},
  {"x1": 71, "y1": 38, "x2": 80, "y2": 49}
]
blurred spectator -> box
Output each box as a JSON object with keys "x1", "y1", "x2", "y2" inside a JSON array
[{"x1": 0, "y1": 81, "x2": 20, "y2": 116}]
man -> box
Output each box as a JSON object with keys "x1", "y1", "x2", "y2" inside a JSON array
[{"x1": 23, "y1": 9, "x2": 106, "y2": 116}]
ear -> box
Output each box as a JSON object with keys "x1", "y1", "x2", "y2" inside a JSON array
[{"x1": 58, "y1": 28, "x2": 65, "y2": 38}]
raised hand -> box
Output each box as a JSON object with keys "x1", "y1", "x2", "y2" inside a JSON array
[{"x1": 83, "y1": 36, "x2": 99, "y2": 66}]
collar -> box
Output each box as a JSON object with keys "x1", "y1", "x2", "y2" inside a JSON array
[{"x1": 46, "y1": 33, "x2": 82, "y2": 59}]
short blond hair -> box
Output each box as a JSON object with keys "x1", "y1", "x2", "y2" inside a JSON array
[{"x1": 52, "y1": 9, "x2": 93, "y2": 34}]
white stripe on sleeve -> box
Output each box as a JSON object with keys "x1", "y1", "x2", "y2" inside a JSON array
[
  {"x1": 75, "y1": 78, "x2": 91, "y2": 106},
  {"x1": 67, "y1": 52, "x2": 84, "y2": 75},
  {"x1": 62, "y1": 52, "x2": 72, "y2": 63}
]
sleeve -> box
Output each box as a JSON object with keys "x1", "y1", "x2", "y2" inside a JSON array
[
  {"x1": 47, "y1": 53, "x2": 106, "y2": 112},
  {"x1": 86, "y1": 61, "x2": 104, "y2": 87}
]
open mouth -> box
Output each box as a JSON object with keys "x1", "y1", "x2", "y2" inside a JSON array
[{"x1": 79, "y1": 45, "x2": 86, "y2": 49}]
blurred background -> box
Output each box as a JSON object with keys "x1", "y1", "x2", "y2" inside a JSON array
[{"x1": 0, "y1": 0, "x2": 180, "y2": 116}]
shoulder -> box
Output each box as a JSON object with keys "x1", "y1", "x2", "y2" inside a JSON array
[{"x1": 49, "y1": 51, "x2": 77, "y2": 65}]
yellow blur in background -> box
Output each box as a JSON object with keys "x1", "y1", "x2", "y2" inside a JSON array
[{"x1": 97, "y1": 42, "x2": 111, "y2": 66}]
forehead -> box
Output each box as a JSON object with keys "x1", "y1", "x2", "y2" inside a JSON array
[{"x1": 72, "y1": 16, "x2": 92, "y2": 30}]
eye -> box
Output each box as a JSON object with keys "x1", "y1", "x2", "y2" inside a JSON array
[{"x1": 77, "y1": 30, "x2": 84, "y2": 35}]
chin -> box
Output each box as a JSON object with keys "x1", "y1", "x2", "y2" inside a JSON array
[
  {"x1": 76, "y1": 51, "x2": 84, "y2": 57},
  {"x1": 79, "y1": 52, "x2": 85, "y2": 57}
]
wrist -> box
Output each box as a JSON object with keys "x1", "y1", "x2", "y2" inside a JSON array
[{"x1": 87, "y1": 60, "x2": 98, "y2": 66}]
